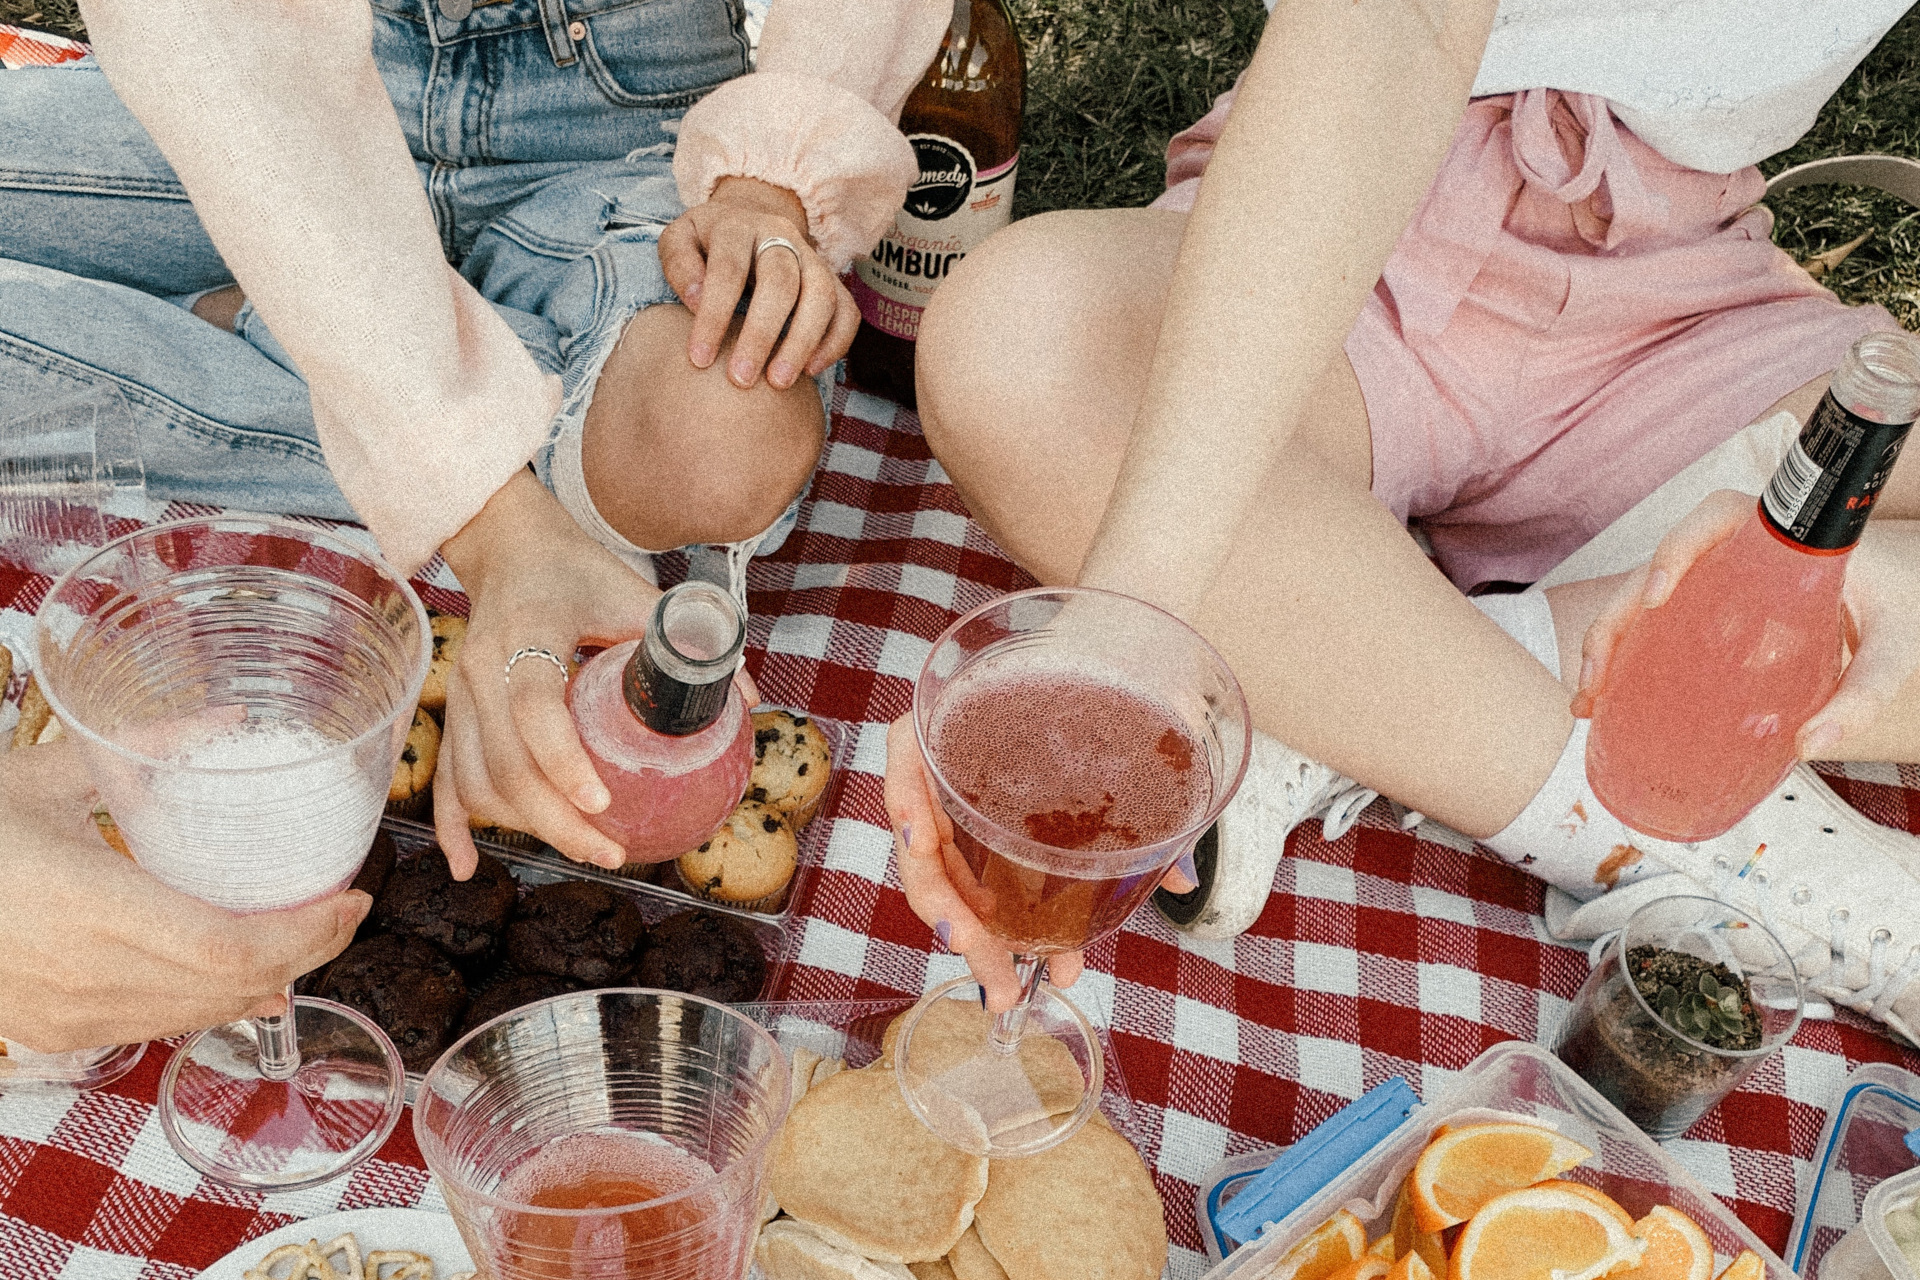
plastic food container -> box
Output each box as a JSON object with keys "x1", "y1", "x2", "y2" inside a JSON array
[
  {"x1": 1789, "y1": 1063, "x2": 1920, "y2": 1279},
  {"x1": 383, "y1": 709, "x2": 849, "y2": 923},
  {"x1": 1864, "y1": 1165, "x2": 1920, "y2": 1279},
  {"x1": 1197, "y1": 1041, "x2": 1794, "y2": 1280}
]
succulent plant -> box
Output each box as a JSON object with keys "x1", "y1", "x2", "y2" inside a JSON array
[{"x1": 1655, "y1": 971, "x2": 1750, "y2": 1042}]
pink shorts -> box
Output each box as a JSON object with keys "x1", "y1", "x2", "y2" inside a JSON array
[{"x1": 1157, "y1": 88, "x2": 1899, "y2": 590}]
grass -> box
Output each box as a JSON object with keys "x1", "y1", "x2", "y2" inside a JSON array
[{"x1": 7, "y1": 0, "x2": 1920, "y2": 320}]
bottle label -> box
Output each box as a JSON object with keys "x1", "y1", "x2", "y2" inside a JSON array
[
  {"x1": 850, "y1": 134, "x2": 1017, "y2": 342},
  {"x1": 1760, "y1": 392, "x2": 1912, "y2": 550},
  {"x1": 624, "y1": 646, "x2": 729, "y2": 737}
]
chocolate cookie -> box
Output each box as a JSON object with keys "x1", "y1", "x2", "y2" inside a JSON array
[
  {"x1": 505, "y1": 880, "x2": 647, "y2": 985},
  {"x1": 372, "y1": 849, "x2": 517, "y2": 969},
  {"x1": 635, "y1": 910, "x2": 768, "y2": 1004},
  {"x1": 318, "y1": 933, "x2": 467, "y2": 1071},
  {"x1": 458, "y1": 971, "x2": 582, "y2": 1037}
]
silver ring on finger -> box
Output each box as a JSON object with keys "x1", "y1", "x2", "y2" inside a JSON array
[
  {"x1": 755, "y1": 235, "x2": 802, "y2": 268},
  {"x1": 504, "y1": 646, "x2": 570, "y2": 688}
]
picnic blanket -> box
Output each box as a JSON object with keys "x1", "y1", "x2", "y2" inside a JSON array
[{"x1": 3, "y1": 384, "x2": 1920, "y2": 1280}]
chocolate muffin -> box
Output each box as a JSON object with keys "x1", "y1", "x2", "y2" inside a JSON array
[
  {"x1": 372, "y1": 849, "x2": 517, "y2": 970},
  {"x1": 505, "y1": 880, "x2": 647, "y2": 985},
  {"x1": 350, "y1": 830, "x2": 398, "y2": 904},
  {"x1": 318, "y1": 933, "x2": 468, "y2": 1071},
  {"x1": 458, "y1": 971, "x2": 582, "y2": 1037},
  {"x1": 635, "y1": 910, "x2": 768, "y2": 1004}
]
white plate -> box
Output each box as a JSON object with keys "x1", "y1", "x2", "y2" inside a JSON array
[{"x1": 197, "y1": 1207, "x2": 472, "y2": 1280}]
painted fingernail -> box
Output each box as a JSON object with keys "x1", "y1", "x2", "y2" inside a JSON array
[
  {"x1": 1641, "y1": 570, "x2": 1670, "y2": 606},
  {"x1": 1175, "y1": 849, "x2": 1198, "y2": 884},
  {"x1": 576, "y1": 782, "x2": 611, "y2": 813},
  {"x1": 768, "y1": 360, "x2": 794, "y2": 388},
  {"x1": 1803, "y1": 721, "x2": 1843, "y2": 757},
  {"x1": 900, "y1": 822, "x2": 914, "y2": 851},
  {"x1": 935, "y1": 919, "x2": 952, "y2": 950}
]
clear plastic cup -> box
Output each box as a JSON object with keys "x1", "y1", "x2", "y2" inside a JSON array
[
  {"x1": 416, "y1": 989, "x2": 791, "y2": 1280},
  {"x1": 0, "y1": 386, "x2": 144, "y2": 571}
]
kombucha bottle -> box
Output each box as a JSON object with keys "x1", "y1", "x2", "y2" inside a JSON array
[
  {"x1": 1587, "y1": 332, "x2": 1920, "y2": 840},
  {"x1": 844, "y1": 0, "x2": 1024, "y2": 408}
]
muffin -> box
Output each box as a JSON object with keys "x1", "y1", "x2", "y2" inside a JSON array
[
  {"x1": 318, "y1": 933, "x2": 468, "y2": 1071},
  {"x1": 350, "y1": 830, "x2": 399, "y2": 905},
  {"x1": 505, "y1": 880, "x2": 647, "y2": 985},
  {"x1": 458, "y1": 971, "x2": 582, "y2": 1037},
  {"x1": 372, "y1": 849, "x2": 518, "y2": 971},
  {"x1": 417, "y1": 614, "x2": 467, "y2": 713},
  {"x1": 469, "y1": 816, "x2": 544, "y2": 853},
  {"x1": 677, "y1": 801, "x2": 798, "y2": 912},
  {"x1": 635, "y1": 910, "x2": 769, "y2": 1004},
  {"x1": 386, "y1": 708, "x2": 441, "y2": 819},
  {"x1": 748, "y1": 710, "x2": 831, "y2": 827}
]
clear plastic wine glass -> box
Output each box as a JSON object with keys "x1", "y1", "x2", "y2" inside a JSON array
[
  {"x1": 33, "y1": 516, "x2": 430, "y2": 1190},
  {"x1": 897, "y1": 587, "x2": 1250, "y2": 1157}
]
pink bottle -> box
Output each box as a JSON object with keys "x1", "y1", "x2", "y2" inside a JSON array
[
  {"x1": 1588, "y1": 332, "x2": 1919, "y2": 841},
  {"x1": 568, "y1": 581, "x2": 754, "y2": 864}
]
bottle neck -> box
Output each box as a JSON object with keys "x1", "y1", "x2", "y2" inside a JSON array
[{"x1": 621, "y1": 582, "x2": 746, "y2": 737}]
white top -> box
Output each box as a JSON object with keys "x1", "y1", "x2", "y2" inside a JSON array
[{"x1": 1268, "y1": 0, "x2": 1917, "y2": 173}]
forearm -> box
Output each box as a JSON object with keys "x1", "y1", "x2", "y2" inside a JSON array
[
  {"x1": 80, "y1": 0, "x2": 556, "y2": 574},
  {"x1": 1079, "y1": 0, "x2": 1499, "y2": 613}
]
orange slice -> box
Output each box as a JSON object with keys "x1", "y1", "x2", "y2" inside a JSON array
[
  {"x1": 1533, "y1": 1180, "x2": 1635, "y2": 1230},
  {"x1": 1411, "y1": 1122, "x2": 1594, "y2": 1233},
  {"x1": 1369, "y1": 1236, "x2": 1397, "y2": 1262},
  {"x1": 1612, "y1": 1206, "x2": 1714, "y2": 1280},
  {"x1": 1714, "y1": 1252, "x2": 1764, "y2": 1280},
  {"x1": 1388, "y1": 1249, "x2": 1436, "y2": 1280},
  {"x1": 1265, "y1": 1209, "x2": 1369, "y2": 1280},
  {"x1": 1325, "y1": 1260, "x2": 1391, "y2": 1280},
  {"x1": 1391, "y1": 1178, "x2": 1449, "y2": 1273},
  {"x1": 1447, "y1": 1184, "x2": 1646, "y2": 1280}
]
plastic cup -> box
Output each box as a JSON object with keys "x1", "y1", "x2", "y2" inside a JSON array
[
  {"x1": 416, "y1": 989, "x2": 790, "y2": 1280},
  {"x1": 1554, "y1": 894, "x2": 1803, "y2": 1140},
  {"x1": 0, "y1": 386, "x2": 144, "y2": 571}
]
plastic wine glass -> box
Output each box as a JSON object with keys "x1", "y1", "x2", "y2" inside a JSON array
[
  {"x1": 33, "y1": 516, "x2": 430, "y2": 1190},
  {"x1": 898, "y1": 586, "x2": 1250, "y2": 1157}
]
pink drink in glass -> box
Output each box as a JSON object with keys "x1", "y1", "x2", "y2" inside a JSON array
[{"x1": 928, "y1": 669, "x2": 1212, "y2": 954}]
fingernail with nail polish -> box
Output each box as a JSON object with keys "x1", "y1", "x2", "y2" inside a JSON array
[
  {"x1": 1175, "y1": 849, "x2": 1197, "y2": 884},
  {"x1": 935, "y1": 919, "x2": 952, "y2": 949},
  {"x1": 900, "y1": 822, "x2": 913, "y2": 850}
]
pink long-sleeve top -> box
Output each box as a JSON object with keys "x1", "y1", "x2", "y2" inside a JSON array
[{"x1": 81, "y1": 0, "x2": 949, "y2": 575}]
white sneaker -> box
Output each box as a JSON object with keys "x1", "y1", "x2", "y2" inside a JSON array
[
  {"x1": 1546, "y1": 763, "x2": 1920, "y2": 1048},
  {"x1": 1153, "y1": 729, "x2": 1381, "y2": 940}
]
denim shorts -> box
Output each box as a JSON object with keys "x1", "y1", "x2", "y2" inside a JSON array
[{"x1": 0, "y1": 0, "x2": 816, "y2": 579}]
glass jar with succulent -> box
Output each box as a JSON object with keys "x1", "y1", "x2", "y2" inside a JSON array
[{"x1": 1554, "y1": 895, "x2": 1803, "y2": 1141}]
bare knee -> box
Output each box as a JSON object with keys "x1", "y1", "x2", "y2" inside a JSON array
[{"x1": 581, "y1": 305, "x2": 824, "y2": 550}]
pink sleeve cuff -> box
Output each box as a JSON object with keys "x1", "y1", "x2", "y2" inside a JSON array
[{"x1": 673, "y1": 71, "x2": 918, "y2": 274}]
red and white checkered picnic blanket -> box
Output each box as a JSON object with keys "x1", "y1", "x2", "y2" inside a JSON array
[
  {"x1": 2, "y1": 383, "x2": 1918, "y2": 1279},
  {"x1": 0, "y1": 24, "x2": 87, "y2": 70}
]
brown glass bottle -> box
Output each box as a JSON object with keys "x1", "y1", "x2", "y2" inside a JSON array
[{"x1": 844, "y1": 0, "x2": 1024, "y2": 409}]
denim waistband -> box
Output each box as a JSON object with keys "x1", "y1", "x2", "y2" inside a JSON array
[{"x1": 370, "y1": 0, "x2": 704, "y2": 51}]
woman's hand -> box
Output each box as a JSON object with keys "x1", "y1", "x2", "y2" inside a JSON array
[
  {"x1": 1572, "y1": 489, "x2": 1920, "y2": 759},
  {"x1": 435, "y1": 471, "x2": 661, "y2": 876},
  {"x1": 884, "y1": 715, "x2": 1086, "y2": 1013},
  {"x1": 0, "y1": 741, "x2": 367, "y2": 1053},
  {"x1": 658, "y1": 176, "x2": 859, "y2": 392}
]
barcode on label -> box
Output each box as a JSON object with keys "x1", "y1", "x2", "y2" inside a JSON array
[{"x1": 1762, "y1": 440, "x2": 1823, "y2": 530}]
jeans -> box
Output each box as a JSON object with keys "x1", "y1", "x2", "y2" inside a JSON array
[{"x1": 0, "y1": 0, "x2": 806, "y2": 575}]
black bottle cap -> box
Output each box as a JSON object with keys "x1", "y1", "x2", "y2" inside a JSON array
[{"x1": 622, "y1": 582, "x2": 746, "y2": 737}]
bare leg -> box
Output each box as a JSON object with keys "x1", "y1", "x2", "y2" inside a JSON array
[
  {"x1": 919, "y1": 210, "x2": 1569, "y2": 837},
  {"x1": 190, "y1": 284, "x2": 245, "y2": 332},
  {"x1": 581, "y1": 303, "x2": 825, "y2": 551}
]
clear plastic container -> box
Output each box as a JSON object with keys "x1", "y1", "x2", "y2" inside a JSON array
[
  {"x1": 1864, "y1": 1165, "x2": 1920, "y2": 1280},
  {"x1": 1789, "y1": 1063, "x2": 1920, "y2": 1279},
  {"x1": 0, "y1": 385, "x2": 144, "y2": 573},
  {"x1": 1198, "y1": 1041, "x2": 1794, "y2": 1280},
  {"x1": 382, "y1": 708, "x2": 849, "y2": 922}
]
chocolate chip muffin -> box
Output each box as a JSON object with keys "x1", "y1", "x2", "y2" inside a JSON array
[
  {"x1": 417, "y1": 613, "x2": 466, "y2": 713},
  {"x1": 372, "y1": 849, "x2": 517, "y2": 971},
  {"x1": 318, "y1": 933, "x2": 468, "y2": 1071},
  {"x1": 505, "y1": 880, "x2": 647, "y2": 985},
  {"x1": 748, "y1": 710, "x2": 831, "y2": 827},
  {"x1": 635, "y1": 910, "x2": 768, "y2": 1004},
  {"x1": 386, "y1": 708, "x2": 440, "y2": 819},
  {"x1": 458, "y1": 971, "x2": 582, "y2": 1037},
  {"x1": 676, "y1": 800, "x2": 798, "y2": 911}
]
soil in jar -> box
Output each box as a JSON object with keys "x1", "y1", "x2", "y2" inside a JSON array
[{"x1": 1558, "y1": 945, "x2": 1762, "y2": 1135}]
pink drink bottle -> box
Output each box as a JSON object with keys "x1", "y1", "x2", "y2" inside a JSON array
[
  {"x1": 568, "y1": 581, "x2": 754, "y2": 864},
  {"x1": 1587, "y1": 332, "x2": 1920, "y2": 841}
]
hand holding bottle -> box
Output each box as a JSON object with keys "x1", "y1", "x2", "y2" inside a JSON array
[{"x1": 1575, "y1": 490, "x2": 1920, "y2": 764}]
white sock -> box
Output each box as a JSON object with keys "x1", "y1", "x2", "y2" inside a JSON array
[{"x1": 1468, "y1": 590, "x2": 1665, "y2": 902}]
